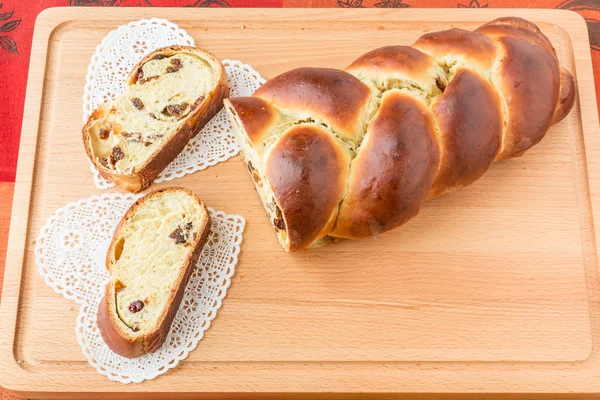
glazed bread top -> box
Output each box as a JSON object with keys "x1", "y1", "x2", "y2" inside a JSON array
[
  {"x1": 225, "y1": 17, "x2": 576, "y2": 251},
  {"x1": 107, "y1": 189, "x2": 209, "y2": 334},
  {"x1": 86, "y1": 49, "x2": 221, "y2": 175}
]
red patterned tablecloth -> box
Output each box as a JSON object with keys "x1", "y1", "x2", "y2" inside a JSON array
[{"x1": 0, "y1": 1, "x2": 598, "y2": 398}]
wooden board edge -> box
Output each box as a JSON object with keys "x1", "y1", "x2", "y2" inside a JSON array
[
  {"x1": 0, "y1": 6, "x2": 60, "y2": 393},
  {"x1": 567, "y1": 6, "x2": 600, "y2": 280},
  {"x1": 565, "y1": 11, "x2": 600, "y2": 385}
]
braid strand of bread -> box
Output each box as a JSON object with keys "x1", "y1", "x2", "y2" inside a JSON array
[{"x1": 224, "y1": 17, "x2": 576, "y2": 252}]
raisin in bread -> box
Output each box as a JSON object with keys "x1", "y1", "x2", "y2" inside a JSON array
[
  {"x1": 97, "y1": 187, "x2": 211, "y2": 358},
  {"x1": 83, "y1": 46, "x2": 229, "y2": 192}
]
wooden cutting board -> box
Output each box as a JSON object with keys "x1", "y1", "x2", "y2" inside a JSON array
[{"x1": 1, "y1": 6, "x2": 599, "y2": 398}]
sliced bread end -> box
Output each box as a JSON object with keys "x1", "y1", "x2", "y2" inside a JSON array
[{"x1": 97, "y1": 187, "x2": 211, "y2": 358}]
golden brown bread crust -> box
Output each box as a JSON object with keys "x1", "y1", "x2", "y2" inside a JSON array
[
  {"x1": 225, "y1": 97, "x2": 279, "y2": 147},
  {"x1": 82, "y1": 46, "x2": 229, "y2": 193},
  {"x1": 226, "y1": 17, "x2": 576, "y2": 251},
  {"x1": 265, "y1": 124, "x2": 350, "y2": 251},
  {"x1": 413, "y1": 21, "x2": 562, "y2": 160},
  {"x1": 97, "y1": 187, "x2": 211, "y2": 358},
  {"x1": 477, "y1": 17, "x2": 557, "y2": 58},
  {"x1": 485, "y1": 33, "x2": 560, "y2": 158},
  {"x1": 347, "y1": 45, "x2": 441, "y2": 82},
  {"x1": 413, "y1": 28, "x2": 497, "y2": 71},
  {"x1": 428, "y1": 68, "x2": 503, "y2": 198},
  {"x1": 254, "y1": 68, "x2": 372, "y2": 140},
  {"x1": 332, "y1": 91, "x2": 439, "y2": 238},
  {"x1": 553, "y1": 67, "x2": 576, "y2": 124}
]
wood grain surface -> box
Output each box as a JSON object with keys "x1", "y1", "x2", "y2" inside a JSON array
[{"x1": 0, "y1": 7, "x2": 599, "y2": 398}]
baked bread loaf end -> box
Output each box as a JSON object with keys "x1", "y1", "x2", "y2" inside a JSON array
[
  {"x1": 97, "y1": 187, "x2": 211, "y2": 358},
  {"x1": 83, "y1": 46, "x2": 229, "y2": 192}
]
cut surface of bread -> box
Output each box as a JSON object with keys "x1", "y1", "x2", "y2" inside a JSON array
[
  {"x1": 83, "y1": 46, "x2": 229, "y2": 192},
  {"x1": 97, "y1": 187, "x2": 211, "y2": 358},
  {"x1": 89, "y1": 54, "x2": 216, "y2": 172}
]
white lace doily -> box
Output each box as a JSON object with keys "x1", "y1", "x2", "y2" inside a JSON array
[
  {"x1": 36, "y1": 193, "x2": 246, "y2": 384},
  {"x1": 83, "y1": 18, "x2": 265, "y2": 190}
]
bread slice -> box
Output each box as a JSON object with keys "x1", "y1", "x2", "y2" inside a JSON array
[
  {"x1": 97, "y1": 187, "x2": 211, "y2": 358},
  {"x1": 83, "y1": 46, "x2": 229, "y2": 192}
]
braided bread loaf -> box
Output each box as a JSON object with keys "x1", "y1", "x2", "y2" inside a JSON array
[{"x1": 224, "y1": 17, "x2": 576, "y2": 252}]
